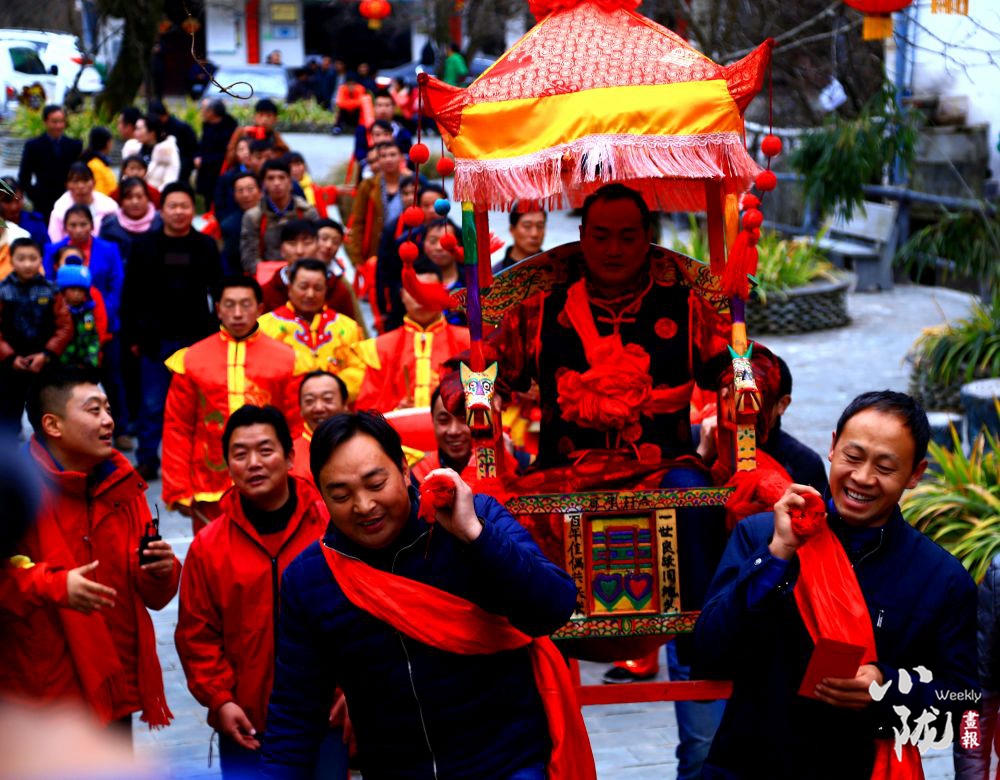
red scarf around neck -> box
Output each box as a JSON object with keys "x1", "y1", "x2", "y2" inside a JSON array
[
  {"x1": 321, "y1": 544, "x2": 596, "y2": 779},
  {"x1": 792, "y1": 500, "x2": 923, "y2": 779}
]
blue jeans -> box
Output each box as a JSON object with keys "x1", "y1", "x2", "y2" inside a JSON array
[
  {"x1": 668, "y1": 640, "x2": 726, "y2": 780},
  {"x1": 218, "y1": 728, "x2": 349, "y2": 780},
  {"x1": 136, "y1": 340, "x2": 183, "y2": 468},
  {"x1": 660, "y1": 465, "x2": 727, "y2": 780}
]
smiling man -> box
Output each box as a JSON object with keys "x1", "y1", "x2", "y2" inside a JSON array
[
  {"x1": 175, "y1": 405, "x2": 344, "y2": 778},
  {"x1": 161, "y1": 276, "x2": 305, "y2": 533},
  {"x1": 260, "y1": 411, "x2": 591, "y2": 779},
  {"x1": 290, "y1": 370, "x2": 349, "y2": 479},
  {"x1": 0, "y1": 370, "x2": 178, "y2": 737},
  {"x1": 693, "y1": 390, "x2": 977, "y2": 779},
  {"x1": 410, "y1": 384, "x2": 476, "y2": 486}
]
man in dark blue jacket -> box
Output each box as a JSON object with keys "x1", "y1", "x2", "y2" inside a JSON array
[
  {"x1": 261, "y1": 411, "x2": 579, "y2": 779},
  {"x1": 694, "y1": 390, "x2": 977, "y2": 779}
]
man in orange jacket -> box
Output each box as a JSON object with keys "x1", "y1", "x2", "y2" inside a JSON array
[
  {"x1": 291, "y1": 370, "x2": 349, "y2": 480},
  {"x1": 353, "y1": 263, "x2": 471, "y2": 412},
  {"x1": 0, "y1": 370, "x2": 179, "y2": 737},
  {"x1": 175, "y1": 404, "x2": 347, "y2": 778},
  {"x1": 162, "y1": 276, "x2": 308, "y2": 533}
]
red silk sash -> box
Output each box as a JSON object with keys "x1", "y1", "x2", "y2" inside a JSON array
[
  {"x1": 320, "y1": 544, "x2": 596, "y2": 779},
  {"x1": 792, "y1": 505, "x2": 923, "y2": 779}
]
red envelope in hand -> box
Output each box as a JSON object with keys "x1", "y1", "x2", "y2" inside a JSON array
[{"x1": 797, "y1": 637, "x2": 866, "y2": 700}]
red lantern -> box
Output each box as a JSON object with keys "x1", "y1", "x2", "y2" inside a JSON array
[
  {"x1": 360, "y1": 0, "x2": 392, "y2": 30},
  {"x1": 843, "y1": 0, "x2": 913, "y2": 39},
  {"x1": 409, "y1": 142, "x2": 430, "y2": 165}
]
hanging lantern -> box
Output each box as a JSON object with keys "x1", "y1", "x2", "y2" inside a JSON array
[
  {"x1": 931, "y1": 0, "x2": 968, "y2": 13},
  {"x1": 359, "y1": 0, "x2": 392, "y2": 30},
  {"x1": 181, "y1": 16, "x2": 201, "y2": 35},
  {"x1": 843, "y1": 0, "x2": 912, "y2": 39}
]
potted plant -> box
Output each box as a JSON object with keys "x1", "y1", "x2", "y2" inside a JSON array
[
  {"x1": 903, "y1": 421, "x2": 1000, "y2": 582},
  {"x1": 900, "y1": 209, "x2": 1000, "y2": 411},
  {"x1": 672, "y1": 220, "x2": 851, "y2": 334}
]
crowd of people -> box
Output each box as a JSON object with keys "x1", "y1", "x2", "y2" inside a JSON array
[{"x1": 0, "y1": 94, "x2": 983, "y2": 780}]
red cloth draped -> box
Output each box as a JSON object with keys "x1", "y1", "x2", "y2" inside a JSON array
[
  {"x1": 320, "y1": 544, "x2": 596, "y2": 779},
  {"x1": 791, "y1": 496, "x2": 923, "y2": 779}
]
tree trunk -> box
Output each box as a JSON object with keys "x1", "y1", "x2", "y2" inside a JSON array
[{"x1": 95, "y1": 0, "x2": 164, "y2": 116}]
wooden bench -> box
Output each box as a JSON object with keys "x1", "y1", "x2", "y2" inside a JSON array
[{"x1": 817, "y1": 201, "x2": 899, "y2": 292}]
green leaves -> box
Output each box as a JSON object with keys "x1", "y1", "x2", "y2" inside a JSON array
[
  {"x1": 903, "y1": 417, "x2": 1000, "y2": 583},
  {"x1": 910, "y1": 296, "x2": 1000, "y2": 387},
  {"x1": 897, "y1": 207, "x2": 1000, "y2": 295},
  {"x1": 790, "y1": 81, "x2": 918, "y2": 222}
]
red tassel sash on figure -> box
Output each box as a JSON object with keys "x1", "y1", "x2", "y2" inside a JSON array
[{"x1": 320, "y1": 544, "x2": 596, "y2": 779}]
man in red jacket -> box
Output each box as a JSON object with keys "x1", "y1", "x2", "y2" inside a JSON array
[
  {"x1": 175, "y1": 404, "x2": 347, "y2": 778},
  {"x1": 0, "y1": 370, "x2": 179, "y2": 737},
  {"x1": 162, "y1": 276, "x2": 307, "y2": 534}
]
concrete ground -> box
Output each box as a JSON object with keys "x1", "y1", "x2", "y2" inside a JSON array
[{"x1": 3, "y1": 131, "x2": 973, "y2": 778}]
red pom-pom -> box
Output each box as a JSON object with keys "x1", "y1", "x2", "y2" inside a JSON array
[
  {"x1": 409, "y1": 143, "x2": 430, "y2": 165},
  {"x1": 755, "y1": 170, "x2": 778, "y2": 192},
  {"x1": 402, "y1": 206, "x2": 425, "y2": 229},
  {"x1": 399, "y1": 241, "x2": 419, "y2": 263},
  {"x1": 436, "y1": 157, "x2": 455, "y2": 176},
  {"x1": 742, "y1": 194, "x2": 761, "y2": 210},
  {"x1": 760, "y1": 134, "x2": 782, "y2": 158},
  {"x1": 439, "y1": 233, "x2": 458, "y2": 252},
  {"x1": 418, "y1": 473, "x2": 456, "y2": 524},
  {"x1": 741, "y1": 209, "x2": 764, "y2": 230}
]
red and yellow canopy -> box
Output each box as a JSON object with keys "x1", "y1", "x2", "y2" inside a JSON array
[{"x1": 420, "y1": 0, "x2": 773, "y2": 212}]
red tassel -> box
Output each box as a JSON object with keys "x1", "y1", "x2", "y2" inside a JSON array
[
  {"x1": 402, "y1": 265, "x2": 460, "y2": 311},
  {"x1": 418, "y1": 474, "x2": 456, "y2": 524},
  {"x1": 721, "y1": 230, "x2": 757, "y2": 300}
]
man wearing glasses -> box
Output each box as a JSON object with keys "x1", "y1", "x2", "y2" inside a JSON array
[{"x1": 161, "y1": 276, "x2": 307, "y2": 533}]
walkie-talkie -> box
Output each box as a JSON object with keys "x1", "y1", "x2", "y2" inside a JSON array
[{"x1": 139, "y1": 506, "x2": 162, "y2": 569}]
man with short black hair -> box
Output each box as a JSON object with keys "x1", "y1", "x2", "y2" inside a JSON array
[
  {"x1": 219, "y1": 171, "x2": 260, "y2": 275},
  {"x1": 290, "y1": 370, "x2": 349, "y2": 479},
  {"x1": 117, "y1": 106, "x2": 142, "y2": 144},
  {"x1": 410, "y1": 385, "x2": 477, "y2": 485},
  {"x1": 162, "y1": 276, "x2": 305, "y2": 533},
  {"x1": 346, "y1": 141, "x2": 403, "y2": 267},
  {"x1": 18, "y1": 105, "x2": 83, "y2": 221},
  {"x1": 353, "y1": 90, "x2": 412, "y2": 171},
  {"x1": 261, "y1": 411, "x2": 590, "y2": 778},
  {"x1": 223, "y1": 98, "x2": 290, "y2": 170},
  {"x1": 260, "y1": 221, "x2": 359, "y2": 317},
  {"x1": 496, "y1": 209, "x2": 547, "y2": 271},
  {"x1": 694, "y1": 390, "x2": 977, "y2": 779},
  {"x1": 122, "y1": 181, "x2": 224, "y2": 480},
  {"x1": 240, "y1": 159, "x2": 318, "y2": 274},
  {"x1": 0, "y1": 370, "x2": 178, "y2": 735},
  {"x1": 176, "y1": 404, "x2": 346, "y2": 778},
  {"x1": 761, "y1": 355, "x2": 829, "y2": 494},
  {"x1": 257, "y1": 258, "x2": 364, "y2": 395}
]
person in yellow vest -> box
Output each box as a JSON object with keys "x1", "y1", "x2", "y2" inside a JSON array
[
  {"x1": 162, "y1": 276, "x2": 309, "y2": 534},
  {"x1": 353, "y1": 261, "x2": 471, "y2": 413},
  {"x1": 257, "y1": 258, "x2": 366, "y2": 400},
  {"x1": 290, "y1": 370, "x2": 349, "y2": 481}
]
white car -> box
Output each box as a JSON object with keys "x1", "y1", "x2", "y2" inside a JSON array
[
  {"x1": 0, "y1": 30, "x2": 104, "y2": 99},
  {"x1": 0, "y1": 40, "x2": 61, "y2": 118}
]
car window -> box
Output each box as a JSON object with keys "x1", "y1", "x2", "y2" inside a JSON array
[{"x1": 9, "y1": 47, "x2": 47, "y2": 75}]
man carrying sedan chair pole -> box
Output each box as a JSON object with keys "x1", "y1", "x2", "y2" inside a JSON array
[{"x1": 260, "y1": 411, "x2": 596, "y2": 779}]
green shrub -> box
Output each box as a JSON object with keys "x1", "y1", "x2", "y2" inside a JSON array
[
  {"x1": 910, "y1": 295, "x2": 1000, "y2": 389},
  {"x1": 671, "y1": 215, "x2": 836, "y2": 302},
  {"x1": 903, "y1": 419, "x2": 1000, "y2": 583}
]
